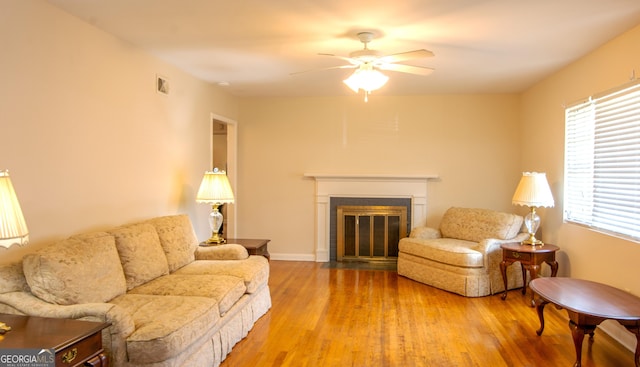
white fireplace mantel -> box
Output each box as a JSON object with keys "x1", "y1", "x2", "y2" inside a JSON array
[{"x1": 304, "y1": 173, "x2": 438, "y2": 262}]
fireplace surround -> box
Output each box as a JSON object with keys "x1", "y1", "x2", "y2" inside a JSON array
[{"x1": 304, "y1": 173, "x2": 438, "y2": 262}]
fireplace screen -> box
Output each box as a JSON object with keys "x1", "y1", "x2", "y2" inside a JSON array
[{"x1": 337, "y1": 205, "x2": 407, "y2": 262}]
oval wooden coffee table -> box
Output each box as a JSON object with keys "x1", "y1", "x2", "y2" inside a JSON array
[{"x1": 530, "y1": 277, "x2": 640, "y2": 367}]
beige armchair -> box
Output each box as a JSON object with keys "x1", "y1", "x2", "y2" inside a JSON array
[{"x1": 398, "y1": 207, "x2": 528, "y2": 297}]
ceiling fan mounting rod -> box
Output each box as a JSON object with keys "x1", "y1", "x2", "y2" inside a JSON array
[{"x1": 357, "y1": 31, "x2": 374, "y2": 49}]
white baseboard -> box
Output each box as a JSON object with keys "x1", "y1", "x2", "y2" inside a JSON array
[
  {"x1": 598, "y1": 320, "x2": 637, "y2": 352},
  {"x1": 269, "y1": 253, "x2": 317, "y2": 262}
]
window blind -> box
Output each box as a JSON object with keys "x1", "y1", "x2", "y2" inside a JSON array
[{"x1": 564, "y1": 81, "x2": 640, "y2": 241}]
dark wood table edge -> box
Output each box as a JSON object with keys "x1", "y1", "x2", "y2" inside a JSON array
[
  {"x1": 529, "y1": 278, "x2": 640, "y2": 367},
  {"x1": 0, "y1": 313, "x2": 111, "y2": 366}
]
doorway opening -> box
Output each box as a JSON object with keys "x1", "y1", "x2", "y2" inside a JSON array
[{"x1": 210, "y1": 113, "x2": 237, "y2": 239}]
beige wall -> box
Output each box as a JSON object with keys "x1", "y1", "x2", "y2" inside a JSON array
[
  {"x1": 522, "y1": 24, "x2": 640, "y2": 287},
  {"x1": 521, "y1": 24, "x2": 640, "y2": 347},
  {"x1": 236, "y1": 95, "x2": 522, "y2": 258},
  {"x1": 0, "y1": 0, "x2": 238, "y2": 262}
]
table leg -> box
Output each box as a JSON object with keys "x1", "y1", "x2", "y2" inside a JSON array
[
  {"x1": 548, "y1": 260, "x2": 559, "y2": 277},
  {"x1": 525, "y1": 264, "x2": 541, "y2": 307},
  {"x1": 569, "y1": 321, "x2": 597, "y2": 367},
  {"x1": 500, "y1": 260, "x2": 508, "y2": 300},
  {"x1": 520, "y1": 263, "x2": 527, "y2": 295},
  {"x1": 569, "y1": 320, "x2": 584, "y2": 367},
  {"x1": 535, "y1": 299, "x2": 548, "y2": 336}
]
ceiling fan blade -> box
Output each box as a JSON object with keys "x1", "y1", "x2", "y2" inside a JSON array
[
  {"x1": 290, "y1": 64, "x2": 357, "y2": 76},
  {"x1": 377, "y1": 49, "x2": 434, "y2": 64},
  {"x1": 318, "y1": 53, "x2": 361, "y2": 65},
  {"x1": 378, "y1": 63, "x2": 434, "y2": 76}
]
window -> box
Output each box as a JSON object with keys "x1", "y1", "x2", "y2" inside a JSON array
[{"x1": 564, "y1": 80, "x2": 640, "y2": 241}]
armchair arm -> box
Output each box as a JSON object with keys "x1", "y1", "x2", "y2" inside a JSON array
[
  {"x1": 195, "y1": 244, "x2": 249, "y2": 260},
  {"x1": 477, "y1": 233, "x2": 529, "y2": 253},
  {"x1": 409, "y1": 227, "x2": 442, "y2": 240},
  {"x1": 477, "y1": 232, "x2": 529, "y2": 267}
]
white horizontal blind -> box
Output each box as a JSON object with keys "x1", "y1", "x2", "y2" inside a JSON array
[{"x1": 564, "y1": 81, "x2": 640, "y2": 241}]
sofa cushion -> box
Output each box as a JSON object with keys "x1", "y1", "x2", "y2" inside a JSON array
[
  {"x1": 146, "y1": 215, "x2": 199, "y2": 272},
  {"x1": 109, "y1": 294, "x2": 219, "y2": 364},
  {"x1": 173, "y1": 256, "x2": 269, "y2": 294},
  {"x1": 439, "y1": 207, "x2": 523, "y2": 242},
  {"x1": 109, "y1": 223, "x2": 170, "y2": 290},
  {"x1": 23, "y1": 232, "x2": 126, "y2": 305},
  {"x1": 127, "y1": 274, "x2": 246, "y2": 315},
  {"x1": 399, "y1": 237, "x2": 484, "y2": 268}
]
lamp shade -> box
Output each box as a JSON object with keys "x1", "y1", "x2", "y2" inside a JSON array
[
  {"x1": 512, "y1": 172, "x2": 555, "y2": 208},
  {"x1": 0, "y1": 170, "x2": 29, "y2": 248},
  {"x1": 196, "y1": 169, "x2": 235, "y2": 204}
]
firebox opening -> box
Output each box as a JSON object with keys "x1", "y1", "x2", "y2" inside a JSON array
[
  {"x1": 337, "y1": 205, "x2": 407, "y2": 263},
  {"x1": 330, "y1": 197, "x2": 412, "y2": 262}
]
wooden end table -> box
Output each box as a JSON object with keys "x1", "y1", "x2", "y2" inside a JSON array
[
  {"x1": 530, "y1": 277, "x2": 640, "y2": 367},
  {"x1": 0, "y1": 313, "x2": 110, "y2": 366},
  {"x1": 500, "y1": 242, "x2": 559, "y2": 306}
]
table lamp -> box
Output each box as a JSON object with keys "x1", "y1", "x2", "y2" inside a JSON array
[
  {"x1": 512, "y1": 172, "x2": 554, "y2": 246},
  {"x1": 0, "y1": 169, "x2": 29, "y2": 334},
  {"x1": 0, "y1": 170, "x2": 29, "y2": 248},
  {"x1": 196, "y1": 168, "x2": 234, "y2": 244}
]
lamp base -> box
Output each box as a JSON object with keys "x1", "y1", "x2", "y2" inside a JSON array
[
  {"x1": 204, "y1": 232, "x2": 226, "y2": 245},
  {"x1": 521, "y1": 233, "x2": 544, "y2": 246},
  {"x1": 0, "y1": 321, "x2": 11, "y2": 335}
]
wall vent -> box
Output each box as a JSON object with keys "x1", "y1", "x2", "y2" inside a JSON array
[{"x1": 156, "y1": 75, "x2": 169, "y2": 95}]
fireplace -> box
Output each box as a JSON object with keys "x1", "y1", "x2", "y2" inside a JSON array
[
  {"x1": 304, "y1": 173, "x2": 438, "y2": 262},
  {"x1": 332, "y1": 198, "x2": 410, "y2": 262}
]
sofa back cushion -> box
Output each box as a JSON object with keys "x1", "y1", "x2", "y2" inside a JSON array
[
  {"x1": 439, "y1": 207, "x2": 523, "y2": 242},
  {"x1": 23, "y1": 232, "x2": 126, "y2": 305},
  {"x1": 146, "y1": 215, "x2": 199, "y2": 272},
  {"x1": 109, "y1": 223, "x2": 170, "y2": 290}
]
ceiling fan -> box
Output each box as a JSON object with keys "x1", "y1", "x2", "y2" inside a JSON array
[{"x1": 294, "y1": 31, "x2": 435, "y2": 101}]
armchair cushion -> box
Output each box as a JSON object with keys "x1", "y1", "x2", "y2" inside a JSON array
[{"x1": 399, "y1": 238, "x2": 483, "y2": 268}]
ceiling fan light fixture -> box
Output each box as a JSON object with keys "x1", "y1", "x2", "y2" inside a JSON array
[{"x1": 343, "y1": 67, "x2": 389, "y2": 94}]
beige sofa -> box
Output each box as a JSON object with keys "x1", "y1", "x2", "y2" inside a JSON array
[
  {"x1": 0, "y1": 214, "x2": 271, "y2": 367},
  {"x1": 398, "y1": 207, "x2": 528, "y2": 297}
]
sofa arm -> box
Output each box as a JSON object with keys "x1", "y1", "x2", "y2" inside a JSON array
[
  {"x1": 0, "y1": 291, "x2": 135, "y2": 336},
  {"x1": 409, "y1": 227, "x2": 442, "y2": 240},
  {"x1": 195, "y1": 244, "x2": 249, "y2": 260}
]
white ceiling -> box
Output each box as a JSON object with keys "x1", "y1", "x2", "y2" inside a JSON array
[{"x1": 47, "y1": 0, "x2": 640, "y2": 98}]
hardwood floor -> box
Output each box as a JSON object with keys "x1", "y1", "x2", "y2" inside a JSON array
[{"x1": 220, "y1": 261, "x2": 635, "y2": 366}]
